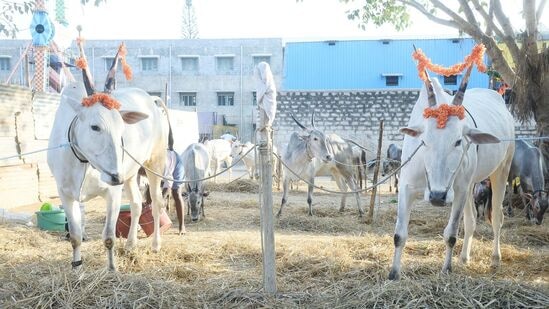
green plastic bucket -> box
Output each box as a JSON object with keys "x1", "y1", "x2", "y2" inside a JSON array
[{"x1": 36, "y1": 209, "x2": 66, "y2": 231}]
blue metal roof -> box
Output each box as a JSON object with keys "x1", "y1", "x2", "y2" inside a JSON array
[{"x1": 283, "y1": 38, "x2": 489, "y2": 91}]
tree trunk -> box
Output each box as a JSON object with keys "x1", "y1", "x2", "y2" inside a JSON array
[{"x1": 538, "y1": 49, "x2": 549, "y2": 185}]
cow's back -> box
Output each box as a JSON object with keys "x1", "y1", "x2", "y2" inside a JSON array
[
  {"x1": 462, "y1": 89, "x2": 515, "y2": 181},
  {"x1": 182, "y1": 143, "x2": 210, "y2": 182}
]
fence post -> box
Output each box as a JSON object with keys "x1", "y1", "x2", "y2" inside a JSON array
[
  {"x1": 255, "y1": 62, "x2": 277, "y2": 295},
  {"x1": 367, "y1": 120, "x2": 384, "y2": 224},
  {"x1": 258, "y1": 127, "x2": 277, "y2": 294}
]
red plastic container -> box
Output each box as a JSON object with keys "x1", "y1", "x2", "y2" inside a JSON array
[{"x1": 116, "y1": 205, "x2": 172, "y2": 238}]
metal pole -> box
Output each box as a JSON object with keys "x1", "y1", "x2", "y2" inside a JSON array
[
  {"x1": 258, "y1": 112, "x2": 276, "y2": 294},
  {"x1": 367, "y1": 120, "x2": 384, "y2": 224}
]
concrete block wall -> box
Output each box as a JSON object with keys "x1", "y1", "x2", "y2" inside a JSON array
[{"x1": 273, "y1": 90, "x2": 537, "y2": 156}]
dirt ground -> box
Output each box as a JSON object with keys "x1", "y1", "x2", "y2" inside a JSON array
[{"x1": 0, "y1": 173, "x2": 548, "y2": 308}]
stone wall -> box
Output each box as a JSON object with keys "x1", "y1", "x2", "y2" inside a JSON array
[{"x1": 273, "y1": 90, "x2": 537, "y2": 154}]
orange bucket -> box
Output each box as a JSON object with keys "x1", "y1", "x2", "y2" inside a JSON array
[
  {"x1": 139, "y1": 204, "x2": 172, "y2": 236},
  {"x1": 116, "y1": 204, "x2": 172, "y2": 238}
]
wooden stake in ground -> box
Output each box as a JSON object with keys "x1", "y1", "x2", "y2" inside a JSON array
[
  {"x1": 367, "y1": 120, "x2": 384, "y2": 224},
  {"x1": 255, "y1": 61, "x2": 277, "y2": 294}
]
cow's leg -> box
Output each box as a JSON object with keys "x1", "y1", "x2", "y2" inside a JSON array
[
  {"x1": 147, "y1": 174, "x2": 163, "y2": 253},
  {"x1": 277, "y1": 175, "x2": 290, "y2": 217},
  {"x1": 61, "y1": 195, "x2": 83, "y2": 270},
  {"x1": 348, "y1": 176, "x2": 364, "y2": 217},
  {"x1": 104, "y1": 187, "x2": 122, "y2": 271},
  {"x1": 335, "y1": 175, "x2": 347, "y2": 213},
  {"x1": 489, "y1": 172, "x2": 508, "y2": 269},
  {"x1": 460, "y1": 186, "x2": 476, "y2": 264},
  {"x1": 441, "y1": 189, "x2": 469, "y2": 274},
  {"x1": 395, "y1": 175, "x2": 399, "y2": 193},
  {"x1": 125, "y1": 175, "x2": 143, "y2": 250},
  {"x1": 388, "y1": 184, "x2": 417, "y2": 280},
  {"x1": 506, "y1": 181, "x2": 514, "y2": 216},
  {"x1": 227, "y1": 158, "x2": 232, "y2": 181},
  {"x1": 307, "y1": 178, "x2": 315, "y2": 216}
]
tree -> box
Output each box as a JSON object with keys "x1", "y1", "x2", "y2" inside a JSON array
[
  {"x1": 340, "y1": 0, "x2": 549, "y2": 168},
  {"x1": 181, "y1": 0, "x2": 199, "y2": 39},
  {"x1": 0, "y1": 0, "x2": 105, "y2": 38}
]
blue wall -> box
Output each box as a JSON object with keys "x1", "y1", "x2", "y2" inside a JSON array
[{"x1": 283, "y1": 38, "x2": 489, "y2": 91}]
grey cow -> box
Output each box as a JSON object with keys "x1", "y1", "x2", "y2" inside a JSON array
[
  {"x1": 506, "y1": 140, "x2": 548, "y2": 224},
  {"x1": 382, "y1": 143, "x2": 402, "y2": 192},
  {"x1": 278, "y1": 114, "x2": 364, "y2": 217},
  {"x1": 278, "y1": 114, "x2": 333, "y2": 217},
  {"x1": 181, "y1": 143, "x2": 211, "y2": 222}
]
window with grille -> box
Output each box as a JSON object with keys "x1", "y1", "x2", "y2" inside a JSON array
[
  {"x1": 0, "y1": 57, "x2": 10, "y2": 71},
  {"x1": 444, "y1": 75, "x2": 458, "y2": 85},
  {"x1": 385, "y1": 75, "x2": 399, "y2": 86},
  {"x1": 253, "y1": 56, "x2": 270, "y2": 66},
  {"x1": 179, "y1": 92, "x2": 197, "y2": 106},
  {"x1": 104, "y1": 57, "x2": 116, "y2": 71},
  {"x1": 181, "y1": 57, "x2": 198, "y2": 72},
  {"x1": 217, "y1": 92, "x2": 234, "y2": 106},
  {"x1": 216, "y1": 56, "x2": 233, "y2": 72},
  {"x1": 141, "y1": 57, "x2": 158, "y2": 71}
]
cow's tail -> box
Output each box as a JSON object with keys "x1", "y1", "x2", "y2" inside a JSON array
[{"x1": 152, "y1": 96, "x2": 174, "y2": 151}]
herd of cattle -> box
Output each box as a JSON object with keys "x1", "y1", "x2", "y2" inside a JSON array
[{"x1": 43, "y1": 48, "x2": 547, "y2": 280}]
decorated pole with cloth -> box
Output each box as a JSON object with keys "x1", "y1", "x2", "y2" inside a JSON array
[
  {"x1": 30, "y1": 0, "x2": 54, "y2": 92},
  {"x1": 254, "y1": 61, "x2": 277, "y2": 294}
]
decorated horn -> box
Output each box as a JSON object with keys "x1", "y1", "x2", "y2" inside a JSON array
[
  {"x1": 290, "y1": 113, "x2": 307, "y2": 130},
  {"x1": 451, "y1": 65, "x2": 473, "y2": 106},
  {"x1": 311, "y1": 110, "x2": 317, "y2": 129},
  {"x1": 424, "y1": 71, "x2": 437, "y2": 107},
  {"x1": 75, "y1": 26, "x2": 95, "y2": 96},
  {"x1": 413, "y1": 45, "x2": 436, "y2": 107},
  {"x1": 104, "y1": 48, "x2": 121, "y2": 93}
]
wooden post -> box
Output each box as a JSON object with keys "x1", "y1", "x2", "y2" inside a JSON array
[
  {"x1": 367, "y1": 120, "x2": 384, "y2": 223},
  {"x1": 258, "y1": 123, "x2": 277, "y2": 294}
]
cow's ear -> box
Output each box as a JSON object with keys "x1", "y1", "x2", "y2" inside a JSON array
[
  {"x1": 61, "y1": 82, "x2": 87, "y2": 112},
  {"x1": 463, "y1": 126, "x2": 501, "y2": 144},
  {"x1": 400, "y1": 126, "x2": 423, "y2": 137},
  {"x1": 120, "y1": 111, "x2": 149, "y2": 124}
]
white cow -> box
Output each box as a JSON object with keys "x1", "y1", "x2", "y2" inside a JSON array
[
  {"x1": 230, "y1": 140, "x2": 279, "y2": 180},
  {"x1": 204, "y1": 138, "x2": 233, "y2": 183},
  {"x1": 47, "y1": 82, "x2": 169, "y2": 271},
  {"x1": 388, "y1": 68, "x2": 515, "y2": 280}
]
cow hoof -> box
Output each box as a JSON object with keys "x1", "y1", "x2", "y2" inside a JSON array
[
  {"x1": 491, "y1": 255, "x2": 501, "y2": 268},
  {"x1": 460, "y1": 255, "x2": 469, "y2": 265},
  {"x1": 388, "y1": 269, "x2": 400, "y2": 281},
  {"x1": 441, "y1": 265, "x2": 452, "y2": 275}
]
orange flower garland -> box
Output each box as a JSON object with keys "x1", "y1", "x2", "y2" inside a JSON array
[
  {"x1": 423, "y1": 104, "x2": 465, "y2": 129},
  {"x1": 117, "y1": 43, "x2": 133, "y2": 80},
  {"x1": 413, "y1": 44, "x2": 487, "y2": 81},
  {"x1": 82, "y1": 93, "x2": 121, "y2": 110},
  {"x1": 75, "y1": 57, "x2": 88, "y2": 70}
]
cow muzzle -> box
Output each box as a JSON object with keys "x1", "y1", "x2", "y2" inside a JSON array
[
  {"x1": 105, "y1": 172, "x2": 123, "y2": 186},
  {"x1": 429, "y1": 191, "x2": 447, "y2": 207}
]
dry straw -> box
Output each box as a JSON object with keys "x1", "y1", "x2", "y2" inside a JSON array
[{"x1": 0, "y1": 184, "x2": 547, "y2": 308}]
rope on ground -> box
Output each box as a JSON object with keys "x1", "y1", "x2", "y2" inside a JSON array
[
  {"x1": 273, "y1": 141, "x2": 424, "y2": 195},
  {"x1": 123, "y1": 144, "x2": 258, "y2": 183}
]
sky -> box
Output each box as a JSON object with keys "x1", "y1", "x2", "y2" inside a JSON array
[{"x1": 11, "y1": 0, "x2": 546, "y2": 47}]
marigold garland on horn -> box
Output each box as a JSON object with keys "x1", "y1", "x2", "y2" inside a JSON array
[
  {"x1": 423, "y1": 104, "x2": 465, "y2": 129},
  {"x1": 412, "y1": 44, "x2": 487, "y2": 82},
  {"x1": 81, "y1": 93, "x2": 121, "y2": 110}
]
